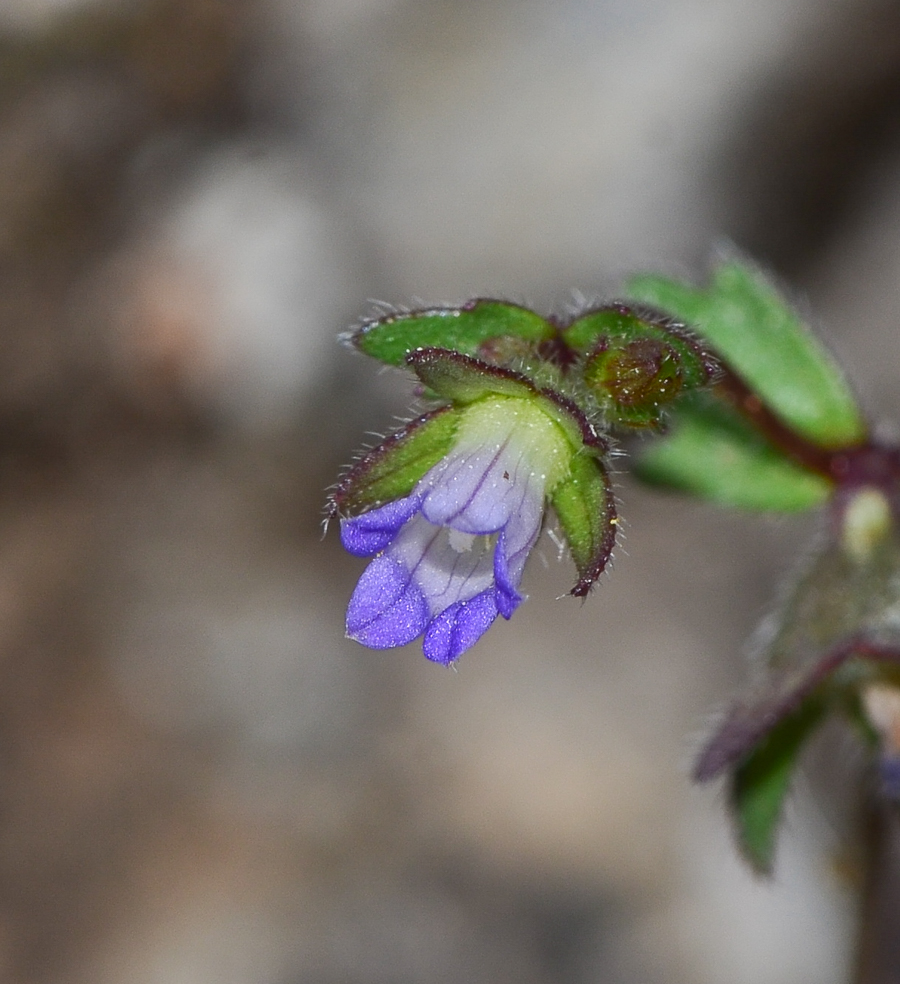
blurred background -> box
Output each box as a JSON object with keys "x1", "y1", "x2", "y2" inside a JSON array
[{"x1": 1, "y1": 0, "x2": 900, "y2": 981}]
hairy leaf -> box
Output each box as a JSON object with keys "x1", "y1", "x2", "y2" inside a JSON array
[
  {"x1": 731, "y1": 698, "x2": 824, "y2": 874},
  {"x1": 627, "y1": 261, "x2": 866, "y2": 448},
  {"x1": 634, "y1": 396, "x2": 831, "y2": 512}
]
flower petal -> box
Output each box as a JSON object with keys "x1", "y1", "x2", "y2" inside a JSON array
[
  {"x1": 346, "y1": 552, "x2": 429, "y2": 648},
  {"x1": 423, "y1": 589, "x2": 499, "y2": 664},
  {"x1": 340, "y1": 493, "x2": 422, "y2": 557},
  {"x1": 390, "y1": 515, "x2": 495, "y2": 615},
  {"x1": 485, "y1": 461, "x2": 544, "y2": 617},
  {"x1": 420, "y1": 440, "x2": 520, "y2": 533},
  {"x1": 420, "y1": 396, "x2": 571, "y2": 535}
]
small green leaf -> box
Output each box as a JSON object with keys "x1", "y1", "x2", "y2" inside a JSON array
[
  {"x1": 627, "y1": 261, "x2": 866, "y2": 448},
  {"x1": 731, "y1": 697, "x2": 824, "y2": 874},
  {"x1": 551, "y1": 453, "x2": 617, "y2": 596},
  {"x1": 635, "y1": 396, "x2": 831, "y2": 512},
  {"x1": 350, "y1": 300, "x2": 554, "y2": 366},
  {"x1": 330, "y1": 406, "x2": 459, "y2": 515}
]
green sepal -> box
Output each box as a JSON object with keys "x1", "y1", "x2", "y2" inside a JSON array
[
  {"x1": 730, "y1": 696, "x2": 825, "y2": 874},
  {"x1": 551, "y1": 453, "x2": 617, "y2": 596},
  {"x1": 329, "y1": 405, "x2": 459, "y2": 516},
  {"x1": 626, "y1": 260, "x2": 867, "y2": 448},
  {"x1": 408, "y1": 347, "x2": 535, "y2": 404},
  {"x1": 349, "y1": 300, "x2": 555, "y2": 367},
  {"x1": 634, "y1": 395, "x2": 831, "y2": 512}
]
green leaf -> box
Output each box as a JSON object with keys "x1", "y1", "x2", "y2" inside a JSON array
[
  {"x1": 551, "y1": 453, "x2": 617, "y2": 597},
  {"x1": 634, "y1": 396, "x2": 831, "y2": 512},
  {"x1": 350, "y1": 300, "x2": 554, "y2": 366},
  {"x1": 626, "y1": 261, "x2": 866, "y2": 448},
  {"x1": 330, "y1": 406, "x2": 459, "y2": 515},
  {"x1": 731, "y1": 697, "x2": 825, "y2": 874}
]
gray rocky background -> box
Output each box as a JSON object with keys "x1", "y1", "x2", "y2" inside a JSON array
[{"x1": 1, "y1": 0, "x2": 899, "y2": 981}]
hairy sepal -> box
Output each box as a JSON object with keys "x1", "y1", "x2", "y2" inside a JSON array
[
  {"x1": 407, "y1": 348, "x2": 606, "y2": 455},
  {"x1": 350, "y1": 300, "x2": 554, "y2": 366},
  {"x1": 551, "y1": 453, "x2": 617, "y2": 596},
  {"x1": 330, "y1": 406, "x2": 459, "y2": 517}
]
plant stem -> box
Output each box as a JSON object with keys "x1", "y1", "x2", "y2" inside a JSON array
[
  {"x1": 854, "y1": 798, "x2": 900, "y2": 984},
  {"x1": 713, "y1": 367, "x2": 840, "y2": 478}
]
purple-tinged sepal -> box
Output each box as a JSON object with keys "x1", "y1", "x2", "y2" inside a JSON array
[
  {"x1": 347, "y1": 299, "x2": 555, "y2": 367},
  {"x1": 407, "y1": 347, "x2": 538, "y2": 404},
  {"x1": 551, "y1": 453, "x2": 617, "y2": 597},
  {"x1": 329, "y1": 406, "x2": 459, "y2": 519}
]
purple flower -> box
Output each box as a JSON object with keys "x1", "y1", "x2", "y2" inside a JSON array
[
  {"x1": 332, "y1": 351, "x2": 618, "y2": 665},
  {"x1": 341, "y1": 395, "x2": 571, "y2": 663}
]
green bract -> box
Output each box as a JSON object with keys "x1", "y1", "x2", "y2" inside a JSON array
[
  {"x1": 634, "y1": 396, "x2": 831, "y2": 512},
  {"x1": 348, "y1": 300, "x2": 554, "y2": 366},
  {"x1": 408, "y1": 346, "x2": 538, "y2": 404},
  {"x1": 626, "y1": 260, "x2": 866, "y2": 448},
  {"x1": 407, "y1": 348, "x2": 599, "y2": 456}
]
